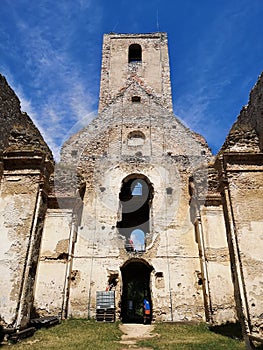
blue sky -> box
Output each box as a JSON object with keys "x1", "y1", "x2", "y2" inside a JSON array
[{"x1": 0, "y1": 0, "x2": 262, "y2": 159}]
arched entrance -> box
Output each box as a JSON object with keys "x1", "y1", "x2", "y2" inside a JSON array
[{"x1": 121, "y1": 259, "x2": 153, "y2": 323}]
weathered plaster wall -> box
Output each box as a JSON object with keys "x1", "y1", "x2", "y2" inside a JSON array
[
  {"x1": 200, "y1": 204, "x2": 236, "y2": 324},
  {"x1": 217, "y1": 71, "x2": 263, "y2": 342},
  {"x1": 227, "y1": 166, "x2": 263, "y2": 337},
  {"x1": 34, "y1": 209, "x2": 73, "y2": 317},
  {"x1": 0, "y1": 172, "x2": 41, "y2": 325},
  {"x1": 0, "y1": 74, "x2": 53, "y2": 327}
]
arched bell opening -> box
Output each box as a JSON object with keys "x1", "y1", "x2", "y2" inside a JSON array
[{"x1": 128, "y1": 43, "x2": 142, "y2": 63}]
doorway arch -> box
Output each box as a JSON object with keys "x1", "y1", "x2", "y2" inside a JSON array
[{"x1": 121, "y1": 259, "x2": 153, "y2": 323}]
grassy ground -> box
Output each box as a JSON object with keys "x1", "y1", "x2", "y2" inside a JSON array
[
  {"x1": 1, "y1": 319, "x2": 123, "y2": 350},
  {"x1": 138, "y1": 322, "x2": 246, "y2": 350},
  {"x1": 1, "y1": 319, "x2": 263, "y2": 350}
]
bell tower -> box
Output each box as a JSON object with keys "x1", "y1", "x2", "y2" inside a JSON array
[{"x1": 98, "y1": 32, "x2": 173, "y2": 112}]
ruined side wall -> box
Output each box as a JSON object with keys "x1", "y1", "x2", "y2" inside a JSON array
[
  {"x1": 0, "y1": 74, "x2": 53, "y2": 159},
  {"x1": 216, "y1": 71, "x2": 263, "y2": 341},
  {"x1": 221, "y1": 72, "x2": 263, "y2": 153},
  {"x1": 222, "y1": 156, "x2": 263, "y2": 339},
  {"x1": 0, "y1": 74, "x2": 54, "y2": 326},
  {"x1": 0, "y1": 171, "x2": 39, "y2": 324},
  {"x1": 189, "y1": 166, "x2": 236, "y2": 325}
]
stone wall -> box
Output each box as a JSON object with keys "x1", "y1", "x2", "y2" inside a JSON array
[
  {"x1": 0, "y1": 74, "x2": 53, "y2": 159},
  {"x1": 221, "y1": 72, "x2": 263, "y2": 153},
  {"x1": 216, "y1": 72, "x2": 263, "y2": 342},
  {"x1": 190, "y1": 166, "x2": 237, "y2": 324},
  {"x1": 0, "y1": 75, "x2": 53, "y2": 327},
  {"x1": 216, "y1": 153, "x2": 263, "y2": 341}
]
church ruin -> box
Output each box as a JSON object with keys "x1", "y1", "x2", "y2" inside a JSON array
[{"x1": 0, "y1": 32, "x2": 262, "y2": 346}]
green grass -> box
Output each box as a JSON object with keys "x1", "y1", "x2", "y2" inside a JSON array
[
  {"x1": 138, "y1": 322, "x2": 246, "y2": 350},
  {"x1": 2, "y1": 319, "x2": 123, "y2": 350},
  {"x1": 2, "y1": 319, "x2": 263, "y2": 350}
]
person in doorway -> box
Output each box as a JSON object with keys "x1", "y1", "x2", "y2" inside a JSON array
[{"x1": 143, "y1": 298, "x2": 151, "y2": 324}]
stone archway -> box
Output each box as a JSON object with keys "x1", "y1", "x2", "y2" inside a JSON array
[
  {"x1": 117, "y1": 174, "x2": 154, "y2": 252},
  {"x1": 120, "y1": 259, "x2": 153, "y2": 323}
]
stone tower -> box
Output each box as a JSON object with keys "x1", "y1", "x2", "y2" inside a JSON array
[{"x1": 98, "y1": 33, "x2": 173, "y2": 113}]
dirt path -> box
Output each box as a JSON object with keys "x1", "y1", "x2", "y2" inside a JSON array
[{"x1": 119, "y1": 323, "x2": 157, "y2": 349}]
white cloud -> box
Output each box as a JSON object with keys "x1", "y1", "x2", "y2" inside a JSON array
[{"x1": 2, "y1": 1, "x2": 103, "y2": 160}]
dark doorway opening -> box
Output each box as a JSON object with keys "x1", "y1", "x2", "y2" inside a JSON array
[{"x1": 121, "y1": 259, "x2": 153, "y2": 323}]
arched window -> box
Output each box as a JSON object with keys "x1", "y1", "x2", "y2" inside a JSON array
[
  {"x1": 128, "y1": 44, "x2": 142, "y2": 63},
  {"x1": 130, "y1": 229, "x2": 145, "y2": 251},
  {"x1": 117, "y1": 174, "x2": 154, "y2": 253}
]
